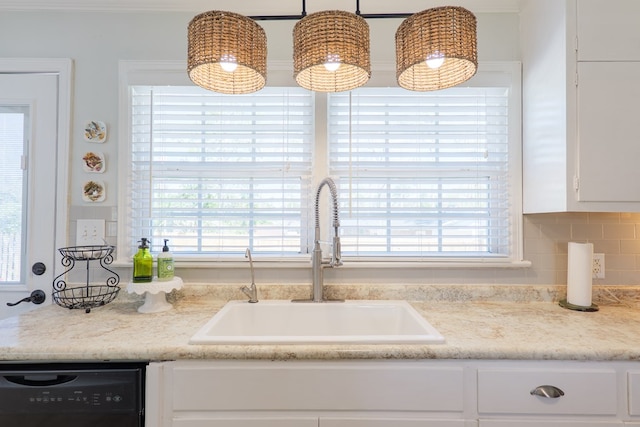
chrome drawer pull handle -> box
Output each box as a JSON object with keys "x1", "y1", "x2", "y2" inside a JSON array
[{"x1": 530, "y1": 385, "x2": 565, "y2": 399}]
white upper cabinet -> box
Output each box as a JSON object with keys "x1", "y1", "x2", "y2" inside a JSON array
[
  {"x1": 522, "y1": 0, "x2": 640, "y2": 212},
  {"x1": 576, "y1": 61, "x2": 640, "y2": 203},
  {"x1": 577, "y1": 0, "x2": 640, "y2": 61}
]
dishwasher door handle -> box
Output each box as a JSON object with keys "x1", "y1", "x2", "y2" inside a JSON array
[{"x1": 4, "y1": 374, "x2": 77, "y2": 387}]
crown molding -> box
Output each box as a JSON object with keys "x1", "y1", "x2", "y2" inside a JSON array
[{"x1": 0, "y1": 0, "x2": 521, "y2": 14}]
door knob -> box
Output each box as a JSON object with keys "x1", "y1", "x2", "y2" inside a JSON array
[{"x1": 6, "y1": 289, "x2": 46, "y2": 307}]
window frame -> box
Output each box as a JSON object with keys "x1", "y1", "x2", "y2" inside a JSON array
[{"x1": 118, "y1": 60, "x2": 526, "y2": 268}]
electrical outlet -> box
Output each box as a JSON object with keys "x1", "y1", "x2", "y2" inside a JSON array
[
  {"x1": 76, "y1": 219, "x2": 105, "y2": 246},
  {"x1": 592, "y1": 253, "x2": 605, "y2": 279}
]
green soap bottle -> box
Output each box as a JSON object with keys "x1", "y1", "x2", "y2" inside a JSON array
[
  {"x1": 157, "y1": 239, "x2": 174, "y2": 281},
  {"x1": 133, "y1": 238, "x2": 153, "y2": 283}
]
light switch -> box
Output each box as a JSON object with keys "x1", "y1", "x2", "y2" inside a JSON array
[{"x1": 76, "y1": 219, "x2": 106, "y2": 246}]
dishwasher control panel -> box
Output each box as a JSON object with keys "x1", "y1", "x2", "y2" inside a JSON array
[{"x1": 0, "y1": 364, "x2": 144, "y2": 414}]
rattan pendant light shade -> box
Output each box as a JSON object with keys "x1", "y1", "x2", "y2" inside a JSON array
[
  {"x1": 293, "y1": 10, "x2": 371, "y2": 92},
  {"x1": 187, "y1": 11, "x2": 267, "y2": 94},
  {"x1": 396, "y1": 6, "x2": 477, "y2": 91}
]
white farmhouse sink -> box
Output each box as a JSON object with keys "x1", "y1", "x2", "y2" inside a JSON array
[{"x1": 189, "y1": 300, "x2": 445, "y2": 345}]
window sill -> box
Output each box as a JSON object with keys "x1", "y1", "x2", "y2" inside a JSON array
[{"x1": 112, "y1": 257, "x2": 532, "y2": 269}]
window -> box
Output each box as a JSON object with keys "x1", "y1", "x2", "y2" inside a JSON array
[
  {"x1": 329, "y1": 86, "x2": 511, "y2": 259},
  {"x1": 0, "y1": 107, "x2": 27, "y2": 283},
  {"x1": 120, "y1": 62, "x2": 521, "y2": 264},
  {"x1": 128, "y1": 86, "x2": 314, "y2": 257}
]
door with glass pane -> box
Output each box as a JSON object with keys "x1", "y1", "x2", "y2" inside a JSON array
[{"x1": 0, "y1": 74, "x2": 58, "y2": 317}]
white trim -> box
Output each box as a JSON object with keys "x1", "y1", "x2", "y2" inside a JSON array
[
  {"x1": 0, "y1": 0, "x2": 521, "y2": 13},
  {"x1": 117, "y1": 60, "x2": 527, "y2": 268}
]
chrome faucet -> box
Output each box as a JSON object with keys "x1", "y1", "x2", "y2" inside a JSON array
[
  {"x1": 311, "y1": 177, "x2": 343, "y2": 302},
  {"x1": 240, "y1": 248, "x2": 258, "y2": 303}
]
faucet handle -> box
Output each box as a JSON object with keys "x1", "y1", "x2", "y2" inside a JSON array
[{"x1": 240, "y1": 284, "x2": 258, "y2": 303}]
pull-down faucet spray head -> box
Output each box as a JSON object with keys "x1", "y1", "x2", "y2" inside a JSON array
[{"x1": 314, "y1": 177, "x2": 342, "y2": 267}]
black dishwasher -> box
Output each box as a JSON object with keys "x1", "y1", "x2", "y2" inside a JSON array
[{"x1": 0, "y1": 362, "x2": 145, "y2": 427}]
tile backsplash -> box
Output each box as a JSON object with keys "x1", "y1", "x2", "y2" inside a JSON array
[
  {"x1": 525, "y1": 212, "x2": 640, "y2": 285},
  {"x1": 70, "y1": 207, "x2": 640, "y2": 286}
]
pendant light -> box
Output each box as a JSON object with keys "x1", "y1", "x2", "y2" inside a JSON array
[
  {"x1": 293, "y1": 10, "x2": 371, "y2": 92},
  {"x1": 187, "y1": 10, "x2": 267, "y2": 94},
  {"x1": 396, "y1": 6, "x2": 478, "y2": 91}
]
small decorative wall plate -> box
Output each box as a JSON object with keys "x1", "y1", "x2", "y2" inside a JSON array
[
  {"x1": 82, "y1": 151, "x2": 105, "y2": 173},
  {"x1": 82, "y1": 180, "x2": 105, "y2": 202},
  {"x1": 84, "y1": 120, "x2": 107, "y2": 143}
]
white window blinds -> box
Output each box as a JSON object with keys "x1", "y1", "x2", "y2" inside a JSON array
[
  {"x1": 129, "y1": 86, "x2": 314, "y2": 256},
  {"x1": 328, "y1": 87, "x2": 511, "y2": 258}
]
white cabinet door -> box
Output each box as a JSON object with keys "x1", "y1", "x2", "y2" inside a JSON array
[
  {"x1": 577, "y1": 0, "x2": 640, "y2": 61},
  {"x1": 173, "y1": 418, "x2": 317, "y2": 427},
  {"x1": 321, "y1": 419, "x2": 475, "y2": 427},
  {"x1": 480, "y1": 421, "x2": 621, "y2": 427},
  {"x1": 576, "y1": 62, "x2": 640, "y2": 202},
  {"x1": 630, "y1": 371, "x2": 640, "y2": 416}
]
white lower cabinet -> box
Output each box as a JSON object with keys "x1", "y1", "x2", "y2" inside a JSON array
[
  {"x1": 147, "y1": 360, "x2": 640, "y2": 427},
  {"x1": 480, "y1": 422, "x2": 621, "y2": 427},
  {"x1": 172, "y1": 418, "x2": 473, "y2": 427},
  {"x1": 629, "y1": 372, "x2": 640, "y2": 417},
  {"x1": 320, "y1": 419, "x2": 476, "y2": 426},
  {"x1": 152, "y1": 360, "x2": 471, "y2": 427},
  {"x1": 477, "y1": 367, "x2": 618, "y2": 416},
  {"x1": 172, "y1": 418, "x2": 317, "y2": 427},
  {"x1": 319, "y1": 418, "x2": 478, "y2": 427},
  {"x1": 477, "y1": 362, "x2": 623, "y2": 427}
]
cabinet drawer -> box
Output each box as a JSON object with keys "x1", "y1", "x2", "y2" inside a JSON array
[
  {"x1": 630, "y1": 371, "x2": 640, "y2": 415},
  {"x1": 321, "y1": 419, "x2": 472, "y2": 427},
  {"x1": 171, "y1": 361, "x2": 464, "y2": 412},
  {"x1": 479, "y1": 421, "x2": 621, "y2": 427},
  {"x1": 477, "y1": 368, "x2": 617, "y2": 415}
]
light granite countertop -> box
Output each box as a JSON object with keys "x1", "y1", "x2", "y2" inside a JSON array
[{"x1": 0, "y1": 284, "x2": 639, "y2": 362}]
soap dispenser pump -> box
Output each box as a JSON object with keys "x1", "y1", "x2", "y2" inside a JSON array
[
  {"x1": 157, "y1": 239, "x2": 174, "y2": 281},
  {"x1": 133, "y1": 238, "x2": 153, "y2": 283}
]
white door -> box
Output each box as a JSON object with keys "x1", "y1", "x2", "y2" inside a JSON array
[{"x1": 0, "y1": 71, "x2": 67, "y2": 317}]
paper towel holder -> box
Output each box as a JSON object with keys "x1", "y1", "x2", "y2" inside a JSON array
[{"x1": 559, "y1": 299, "x2": 599, "y2": 312}]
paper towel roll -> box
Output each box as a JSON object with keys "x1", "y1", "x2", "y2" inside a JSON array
[{"x1": 567, "y1": 242, "x2": 594, "y2": 307}]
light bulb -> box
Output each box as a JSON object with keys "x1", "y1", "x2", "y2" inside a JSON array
[
  {"x1": 426, "y1": 51, "x2": 445, "y2": 69},
  {"x1": 323, "y1": 53, "x2": 341, "y2": 72},
  {"x1": 219, "y1": 54, "x2": 238, "y2": 73}
]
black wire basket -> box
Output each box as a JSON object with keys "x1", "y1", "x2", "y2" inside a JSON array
[
  {"x1": 58, "y1": 245, "x2": 115, "y2": 261},
  {"x1": 52, "y1": 285, "x2": 120, "y2": 312},
  {"x1": 52, "y1": 245, "x2": 120, "y2": 313}
]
